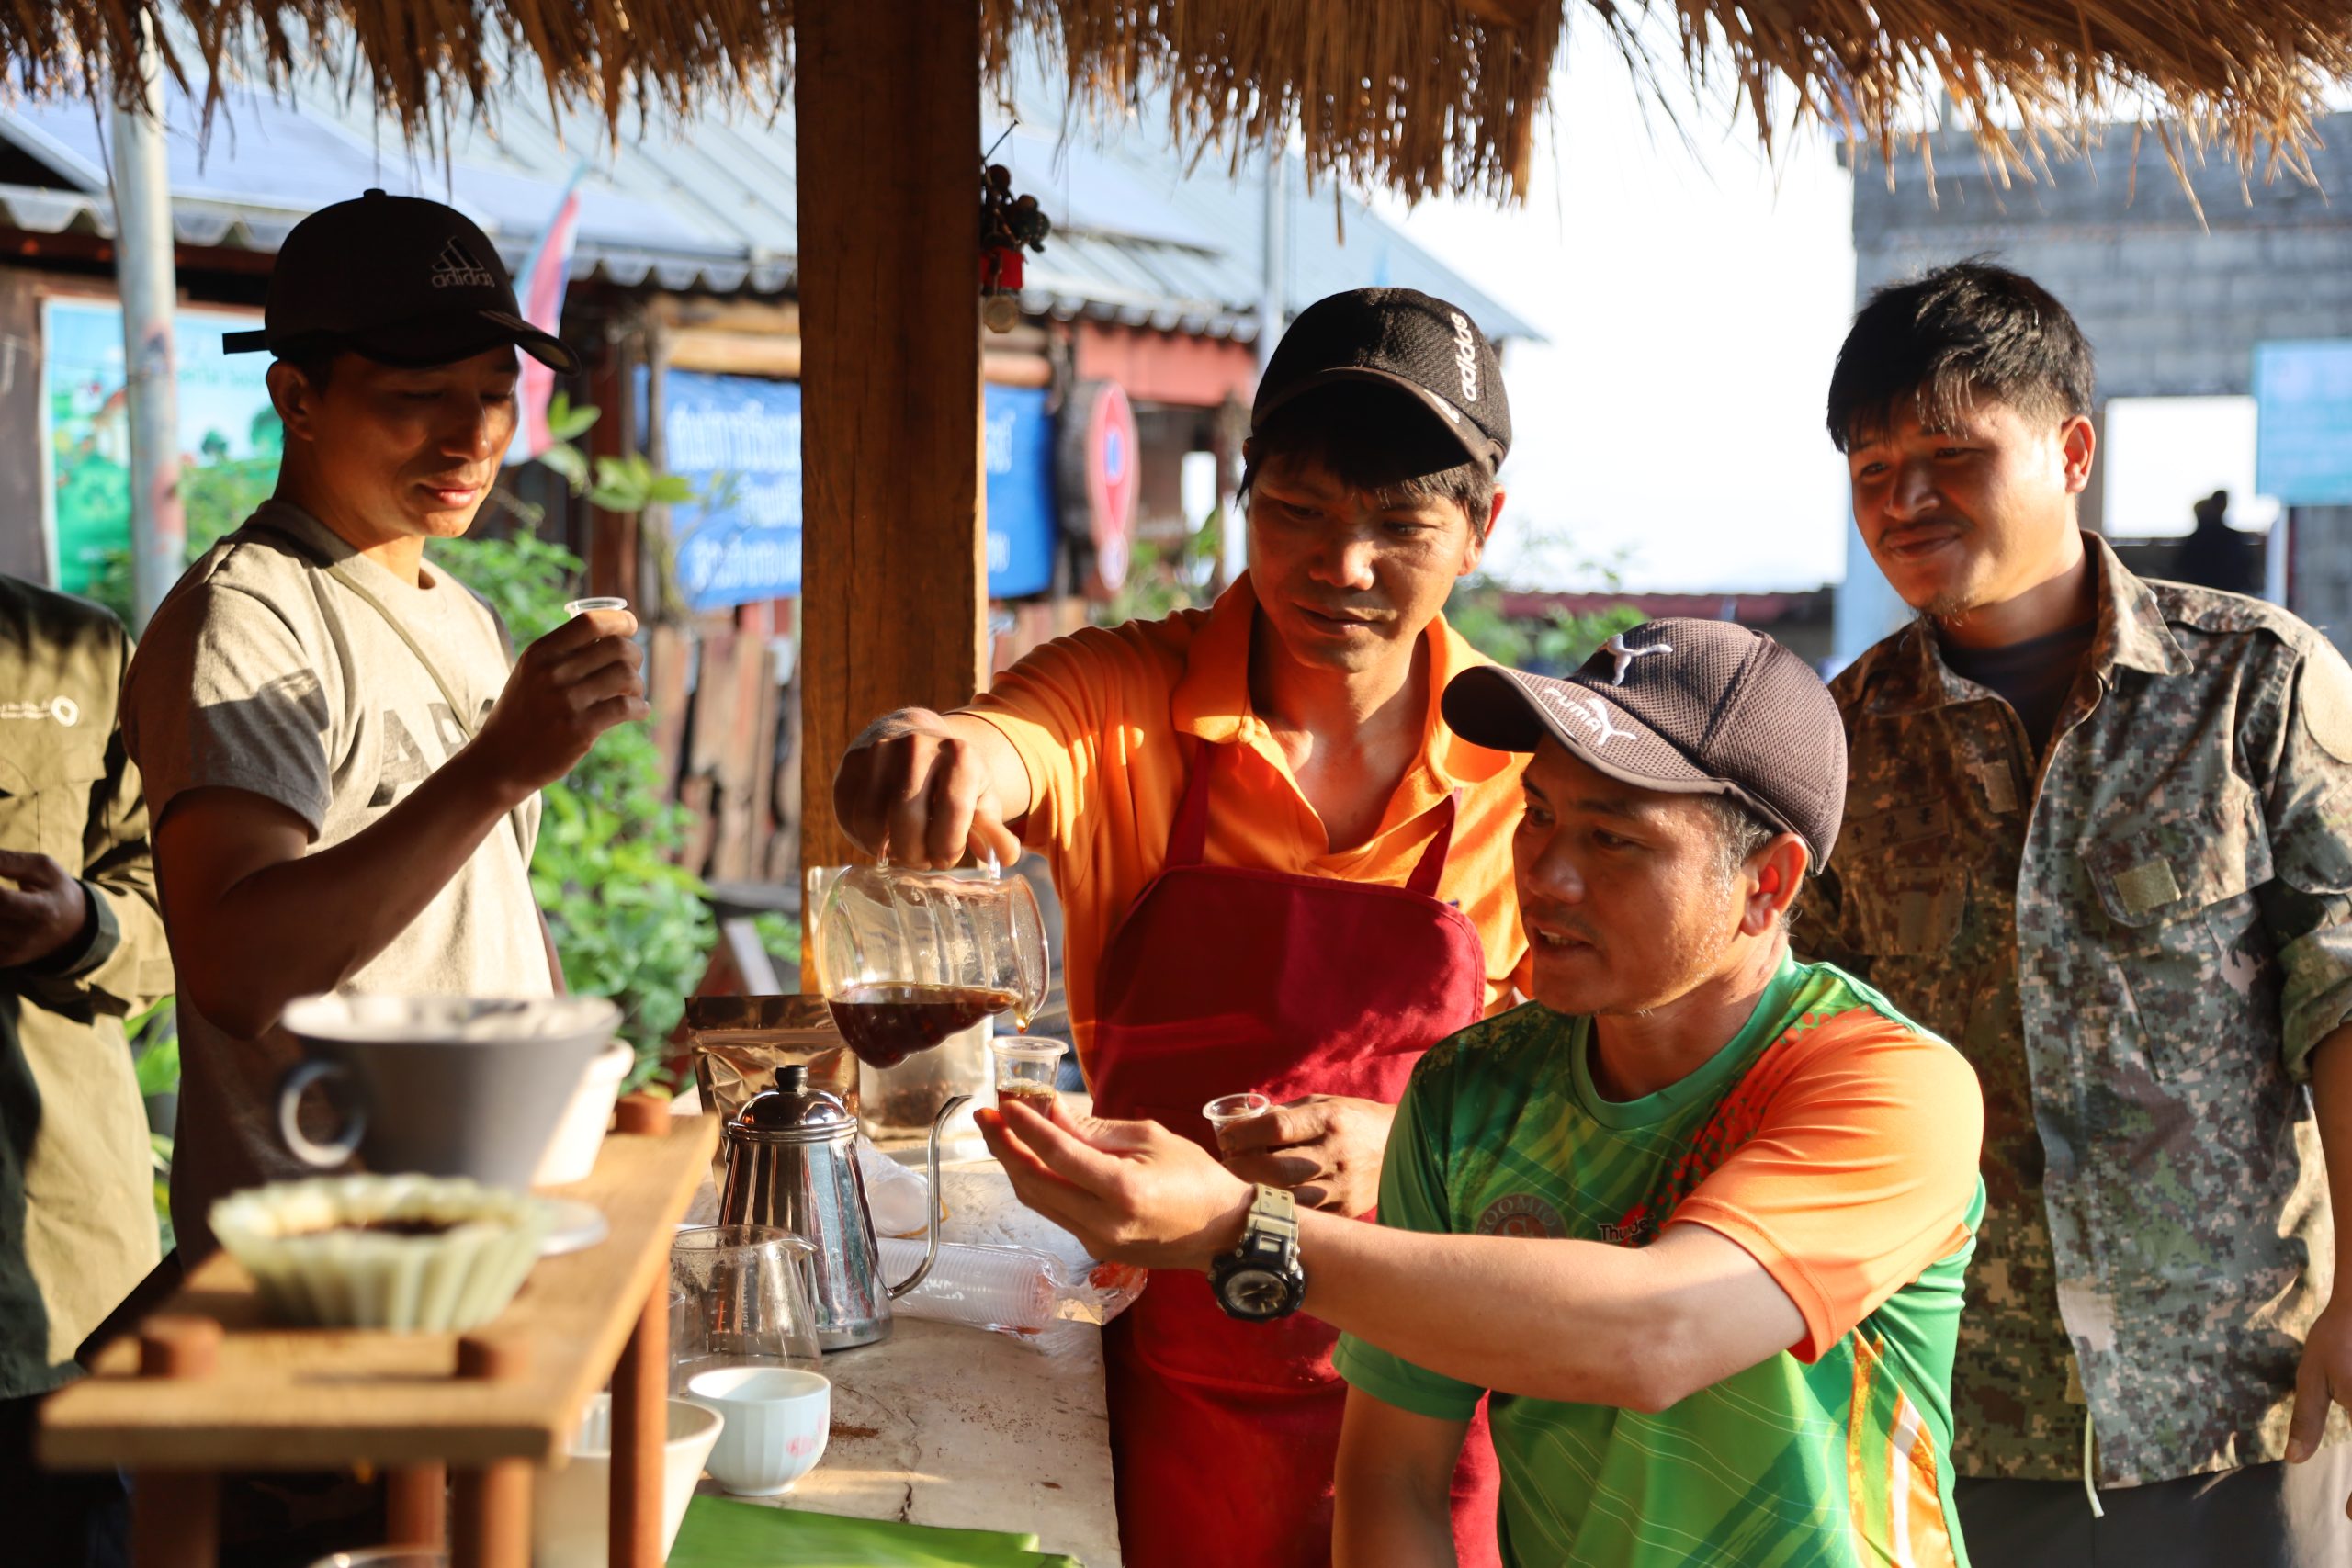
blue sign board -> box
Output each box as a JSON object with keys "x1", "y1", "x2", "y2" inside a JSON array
[
  {"x1": 644, "y1": 369, "x2": 1057, "y2": 611},
  {"x1": 2255, "y1": 341, "x2": 2352, "y2": 506},
  {"x1": 655, "y1": 368, "x2": 804, "y2": 610},
  {"x1": 986, "y1": 385, "x2": 1056, "y2": 598}
]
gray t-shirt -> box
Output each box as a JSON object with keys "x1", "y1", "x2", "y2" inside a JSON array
[{"x1": 122, "y1": 501, "x2": 549, "y2": 1256}]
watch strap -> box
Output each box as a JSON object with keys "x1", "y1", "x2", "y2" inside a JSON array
[{"x1": 1240, "y1": 1183, "x2": 1298, "y2": 1265}]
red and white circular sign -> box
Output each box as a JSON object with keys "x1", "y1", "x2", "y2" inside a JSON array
[{"x1": 1057, "y1": 378, "x2": 1140, "y2": 594}]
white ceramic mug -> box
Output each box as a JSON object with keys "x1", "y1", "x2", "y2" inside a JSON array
[{"x1": 687, "y1": 1366, "x2": 831, "y2": 1496}]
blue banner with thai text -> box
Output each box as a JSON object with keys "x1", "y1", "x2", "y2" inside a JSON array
[{"x1": 643, "y1": 369, "x2": 1057, "y2": 610}]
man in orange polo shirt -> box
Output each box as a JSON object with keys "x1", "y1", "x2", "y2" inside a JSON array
[{"x1": 834, "y1": 288, "x2": 1529, "y2": 1567}]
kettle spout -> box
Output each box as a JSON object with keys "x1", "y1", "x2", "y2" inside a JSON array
[{"x1": 885, "y1": 1092, "x2": 971, "y2": 1300}]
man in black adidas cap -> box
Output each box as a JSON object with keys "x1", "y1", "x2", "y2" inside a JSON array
[
  {"x1": 835, "y1": 288, "x2": 1527, "y2": 1565},
  {"x1": 120, "y1": 188, "x2": 645, "y2": 1268},
  {"x1": 978, "y1": 621, "x2": 1987, "y2": 1567}
]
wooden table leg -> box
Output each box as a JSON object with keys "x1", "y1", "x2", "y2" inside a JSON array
[
  {"x1": 387, "y1": 1461, "x2": 447, "y2": 1547},
  {"x1": 130, "y1": 1471, "x2": 218, "y2": 1568},
  {"x1": 130, "y1": 1318, "x2": 223, "y2": 1566},
  {"x1": 450, "y1": 1460, "x2": 531, "y2": 1568},
  {"x1": 611, "y1": 1200, "x2": 670, "y2": 1568},
  {"x1": 450, "y1": 1337, "x2": 531, "y2": 1568}
]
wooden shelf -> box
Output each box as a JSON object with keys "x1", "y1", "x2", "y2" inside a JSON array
[{"x1": 40, "y1": 1112, "x2": 719, "y2": 1567}]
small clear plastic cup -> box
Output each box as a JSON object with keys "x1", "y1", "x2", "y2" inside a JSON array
[
  {"x1": 990, "y1": 1037, "x2": 1065, "y2": 1117},
  {"x1": 1203, "y1": 1092, "x2": 1273, "y2": 1141},
  {"x1": 565, "y1": 595, "x2": 629, "y2": 617}
]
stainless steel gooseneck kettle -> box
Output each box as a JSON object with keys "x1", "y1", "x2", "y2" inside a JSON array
[{"x1": 715, "y1": 1064, "x2": 969, "y2": 1350}]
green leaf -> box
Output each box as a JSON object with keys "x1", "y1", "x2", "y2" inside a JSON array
[
  {"x1": 134, "y1": 1028, "x2": 181, "y2": 1098},
  {"x1": 546, "y1": 394, "x2": 602, "y2": 443},
  {"x1": 538, "y1": 441, "x2": 591, "y2": 491}
]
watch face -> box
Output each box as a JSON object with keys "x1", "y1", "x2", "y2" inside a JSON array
[{"x1": 1220, "y1": 1267, "x2": 1294, "y2": 1320}]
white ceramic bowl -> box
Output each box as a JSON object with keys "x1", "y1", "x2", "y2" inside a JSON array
[
  {"x1": 530, "y1": 1394, "x2": 721, "y2": 1567},
  {"x1": 686, "y1": 1367, "x2": 831, "y2": 1497},
  {"x1": 534, "y1": 1042, "x2": 633, "y2": 1187}
]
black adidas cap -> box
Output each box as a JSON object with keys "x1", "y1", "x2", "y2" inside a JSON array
[
  {"x1": 1442, "y1": 620, "x2": 1847, "y2": 867},
  {"x1": 1253, "y1": 288, "x2": 1511, "y2": 474},
  {"x1": 224, "y1": 189, "x2": 579, "y2": 376}
]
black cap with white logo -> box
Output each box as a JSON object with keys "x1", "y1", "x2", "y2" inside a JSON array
[
  {"x1": 1253, "y1": 288, "x2": 1511, "y2": 473},
  {"x1": 223, "y1": 189, "x2": 579, "y2": 375},
  {"x1": 1442, "y1": 620, "x2": 1847, "y2": 868}
]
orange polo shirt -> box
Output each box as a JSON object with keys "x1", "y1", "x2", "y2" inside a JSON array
[{"x1": 967, "y1": 574, "x2": 1533, "y2": 1082}]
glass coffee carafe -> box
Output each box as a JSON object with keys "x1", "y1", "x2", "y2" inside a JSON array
[{"x1": 813, "y1": 862, "x2": 1049, "y2": 1069}]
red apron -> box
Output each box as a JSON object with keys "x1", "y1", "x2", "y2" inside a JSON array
[{"x1": 1091, "y1": 742, "x2": 1502, "y2": 1568}]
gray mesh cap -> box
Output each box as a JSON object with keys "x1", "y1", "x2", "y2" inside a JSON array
[
  {"x1": 1252, "y1": 288, "x2": 1510, "y2": 473},
  {"x1": 1442, "y1": 619, "x2": 1847, "y2": 867}
]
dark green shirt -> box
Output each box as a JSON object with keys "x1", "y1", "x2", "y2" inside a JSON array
[{"x1": 0, "y1": 576, "x2": 172, "y2": 1399}]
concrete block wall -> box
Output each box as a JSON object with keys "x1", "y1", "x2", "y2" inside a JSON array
[{"x1": 1843, "y1": 117, "x2": 2352, "y2": 660}]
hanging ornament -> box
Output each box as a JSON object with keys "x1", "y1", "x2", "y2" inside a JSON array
[{"x1": 980, "y1": 159, "x2": 1051, "y2": 334}]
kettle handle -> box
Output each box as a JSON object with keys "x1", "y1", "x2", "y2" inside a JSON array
[{"x1": 886, "y1": 1092, "x2": 972, "y2": 1300}]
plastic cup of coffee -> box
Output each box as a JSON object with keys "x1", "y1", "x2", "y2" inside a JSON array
[
  {"x1": 990, "y1": 1038, "x2": 1065, "y2": 1117},
  {"x1": 1203, "y1": 1092, "x2": 1273, "y2": 1144}
]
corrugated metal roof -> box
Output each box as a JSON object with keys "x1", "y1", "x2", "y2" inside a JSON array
[{"x1": 0, "y1": 62, "x2": 1542, "y2": 344}]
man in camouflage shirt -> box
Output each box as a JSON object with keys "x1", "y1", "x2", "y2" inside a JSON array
[{"x1": 1799, "y1": 260, "x2": 2352, "y2": 1562}]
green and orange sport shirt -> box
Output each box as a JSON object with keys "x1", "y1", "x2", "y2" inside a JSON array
[{"x1": 1335, "y1": 957, "x2": 1986, "y2": 1567}]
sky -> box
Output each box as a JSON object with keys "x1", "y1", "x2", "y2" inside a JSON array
[{"x1": 1364, "y1": 25, "x2": 1860, "y2": 595}]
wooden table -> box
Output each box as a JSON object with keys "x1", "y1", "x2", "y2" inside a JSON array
[{"x1": 40, "y1": 1105, "x2": 717, "y2": 1568}]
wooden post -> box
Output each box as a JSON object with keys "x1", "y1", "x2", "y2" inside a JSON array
[
  {"x1": 609, "y1": 1254, "x2": 669, "y2": 1568},
  {"x1": 795, "y1": 0, "x2": 987, "y2": 877},
  {"x1": 450, "y1": 1337, "x2": 531, "y2": 1568},
  {"x1": 609, "y1": 1094, "x2": 673, "y2": 1568},
  {"x1": 131, "y1": 1319, "x2": 221, "y2": 1568},
  {"x1": 386, "y1": 1463, "x2": 448, "y2": 1548}
]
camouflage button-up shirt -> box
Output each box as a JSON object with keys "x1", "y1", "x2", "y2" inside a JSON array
[{"x1": 1797, "y1": 534, "x2": 2352, "y2": 1487}]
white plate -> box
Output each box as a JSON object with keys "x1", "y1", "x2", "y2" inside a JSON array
[{"x1": 539, "y1": 1198, "x2": 611, "y2": 1256}]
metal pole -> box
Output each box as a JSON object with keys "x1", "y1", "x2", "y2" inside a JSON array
[
  {"x1": 2266, "y1": 505, "x2": 2293, "y2": 610},
  {"x1": 1233, "y1": 141, "x2": 1286, "y2": 583},
  {"x1": 109, "y1": 22, "x2": 184, "y2": 633},
  {"x1": 1257, "y1": 141, "x2": 1286, "y2": 380}
]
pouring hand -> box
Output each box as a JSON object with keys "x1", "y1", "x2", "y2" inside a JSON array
[
  {"x1": 978, "y1": 1099, "x2": 1252, "y2": 1273},
  {"x1": 832, "y1": 708, "x2": 1023, "y2": 869},
  {"x1": 469, "y1": 606, "x2": 648, "y2": 805},
  {"x1": 1217, "y1": 1095, "x2": 1396, "y2": 1217}
]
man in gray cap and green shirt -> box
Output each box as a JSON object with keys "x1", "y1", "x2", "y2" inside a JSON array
[
  {"x1": 978, "y1": 621, "x2": 1988, "y2": 1567},
  {"x1": 122, "y1": 189, "x2": 648, "y2": 1258}
]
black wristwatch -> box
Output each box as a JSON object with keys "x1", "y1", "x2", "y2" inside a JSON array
[{"x1": 1209, "y1": 1185, "x2": 1306, "y2": 1321}]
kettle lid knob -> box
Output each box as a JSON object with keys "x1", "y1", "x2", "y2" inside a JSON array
[{"x1": 729, "y1": 1062, "x2": 856, "y2": 1139}]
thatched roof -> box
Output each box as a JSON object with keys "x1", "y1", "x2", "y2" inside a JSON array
[{"x1": 19, "y1": 0, "x2": 2352, "y2": 201}]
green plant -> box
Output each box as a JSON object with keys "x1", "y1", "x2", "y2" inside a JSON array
[
  {"x1": 1093, "y1": 513, "x2": 1225, "y2": 626},
  {"x1": 752, "y1": 912, "x2": 804, "y2": 974},
  {"x1": 1445, "y1": 556, "x2": 1644, "y2": 675},
  {"x1": 84, "y1": 458, "x2": 266, "y2": 626},
  {"x1": 435, "y1": 525, "x2": 714, "y2": 1089},
  {"x1": 127, "y1": 998, "x2": 178, "y2": 1247}
]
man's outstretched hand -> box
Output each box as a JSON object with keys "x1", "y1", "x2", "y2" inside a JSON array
[{"x1": 977, "y1": 1100, "x2": 1255, "y2": 1272}]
